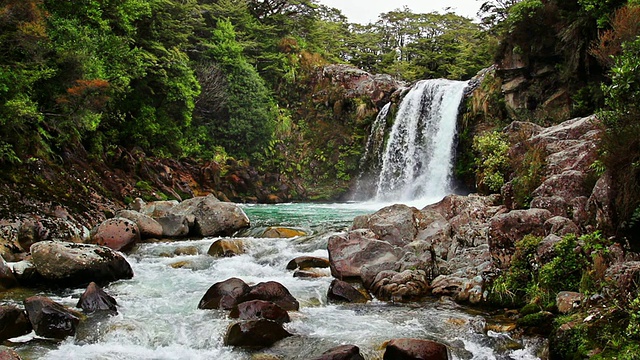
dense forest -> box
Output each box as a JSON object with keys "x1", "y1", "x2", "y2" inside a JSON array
[{"x1": 2, "y1": 0, "x2": 640, "y2": 224}]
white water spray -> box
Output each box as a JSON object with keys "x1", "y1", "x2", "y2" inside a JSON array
[{"x1": 372, "y1": 79, "x2": 468, "y2": 203}]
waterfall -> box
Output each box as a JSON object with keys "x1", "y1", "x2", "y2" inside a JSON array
[
  {"x1": 352, "y1": 103, "x2": 391, "y2": 200},
  {"x1": 365, "y1": 79, "x2": 468, "y2": 203}
]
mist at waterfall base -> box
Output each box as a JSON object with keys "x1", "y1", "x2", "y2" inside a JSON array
[
  {"x1": 12, "y1": 203, "x2": 544, "y2": 360},
  {"x1": 353, "y1": 79, "x2": 470, "y2": 209}
]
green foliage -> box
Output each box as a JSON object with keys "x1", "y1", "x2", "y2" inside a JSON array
[
  {"x1": 539, "y1": 235, "x2": 587, "y2": 296},
  {"x1": 490, "y1": 232, "x2": 606, "y2": 309},
  {"x1": 489, "y1": 234, "x2": 543, "y2": 307},
  {"x1": 472, "y1": 131, "x2": 510, "y2": 193},
  {"x1": 599, "y1": 35, "x2": 640, "y2": 236},
  {"x1": 511, "y1": 144, "x2": 546, "y2": 209}
]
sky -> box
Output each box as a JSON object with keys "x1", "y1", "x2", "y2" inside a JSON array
[{"x1": 317, "y1": 0, "x2": 482, "y2": 24}]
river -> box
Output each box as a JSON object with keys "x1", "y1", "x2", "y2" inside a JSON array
[{"x1": 6, "y1": 203, "x2": 544, "y2": 359}]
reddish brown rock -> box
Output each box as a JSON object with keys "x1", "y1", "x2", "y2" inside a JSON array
[
  {"x1": 286, "y1": 256, "x2": 330, "y2": 270},
  {"x1": 90, "y1": 217, "x2": 140, "y2": 251},
  {"x1": 488, "y1": 209, "x2": 553, "y2": 268},
  {"x1": 241, "y1": 281, "x2": 299, "y2": 311},
  {"x1": 556, "y1": 291, "x2": 583, "y2": 314},
  {"x1": 604, "y1": 261, "x2": 640, "y2": 304},
  {"x1": 0, "y1": 347, "x2": 21, "y2": 360},
  {"x1": 24, "y1": 296, "x2": 80, "y2": 339},
  {"x1": 198, "y1": 277, "x2": 250, "y2": 310},
  {"x1": 229, "y1": 300, "x2": 290, "y2": 324},
  {"x1": 383, "y1": 338, "x2": 448, "y2": 360},
  {"x1": 327, "y1": 279, "x2": 368, "y2": 303},
  {"x1": 310, "y1": 345, "x2": 365, "y2": 360},
  {"x1": 544, "y1": 216, "x2": 580, "y2": 237},
  {"x1": 328, "y1": 229, "x2": 402, "y2": 281},
  {"x1": 76, "y1": 282, "x2": 117, "y2": 313},
  {"x1": 0, "y1": 305, "x2": 32, "y2": 341},
  {"x1": 351, "y1": 204, "x2": 422, "y2": 247},
  {"x1": 224, "y1": 319, "x2": 292, "y2": 348}
]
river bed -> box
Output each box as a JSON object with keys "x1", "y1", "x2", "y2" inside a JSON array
[{"x1": 5, "y1": 203, "x2": 545, "y2": 359}]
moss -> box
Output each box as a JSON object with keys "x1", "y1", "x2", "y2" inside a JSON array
[{"x1": 520, "y1": 303, "x2": 543, "y2": 316}]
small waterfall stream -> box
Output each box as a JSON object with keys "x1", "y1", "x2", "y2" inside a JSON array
[{"x1": 356, "y1": 79, "x2": 468, "y2": 205}]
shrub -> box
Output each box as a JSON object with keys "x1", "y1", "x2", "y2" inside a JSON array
[{"x1": 472, "y1": 131, "x2": 510, "y2": 193}]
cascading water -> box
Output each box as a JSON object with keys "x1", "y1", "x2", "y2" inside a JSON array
[
  {"x1": 352, "y1": 103, "x2": 391, "y2": 200},
  {"x1": 362, "y1": 79, "x2": 468, "y2": 204}
]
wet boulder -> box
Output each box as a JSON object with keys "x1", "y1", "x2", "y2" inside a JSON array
[
  {"x1": 76, "y1": 282, "x2": 118, "y2": 314},
  {"x1": 10, "y1": 260, "x2": 43, "y2": 287},
  {"x1": 383, "y1": 338, "x2": 448, "y2": 360},
  {"x1": 198, "y1": 277, "x2": 251, "y2": 310},
  {"x1": 89, "y1": 218, "x2": 140, "y2": 251},
  {"x1": 0, "y1": 346, "x2": 21, "y2": 360},
  {"x1": 156, "y1": 215, "x2": 190, "y2": 237},
  {"x1": 207, "y1": 239, "x2": 245, "y2": 257},
  {"x1": 30, "y1": 241, "x2": 134, "y2": 287},
  {"x1": 370, "y1": 270, "x2": 429, "y2": 302},
  {"x1": 0, "y1": 305, "x2": 32, "y2": 341},
  {"x1": 262, "y1": 227, "x2": 308, "y2": 238},
  {"x1": 241, "y1": 281, "x2": 299, "y2": 311},
  {"x1": 224, "y1": 319, "x2": 292, "y2": 348},
  {"x1": 286, "y1": 256, "x2": 330, "y2": 270},
  {"x1": 327, "y1": 279, "x2": 368, "y2": 303},
  {"x1": 293, "y1": 269, "x2": 329, "y2": 278},
  {"x1": 176, "y1": 196, "x2": 250, "y2": 237},
  {"x1": 24, "y1": 296, "x2": 80, "y2": 339},
  {"x1": 328, "y1": 229, "x2": 402, "y2": 281},
  {"x1": 310, "y1": 345, "x2": 365, "y2": 360},
  {"x1": 0, "y1": 256, "x2": 18, "y2": 290},
  {"x1": 229, "y1": 300, "x2": 290, "y2": 324},
  {"x1": 115, "y1": 210, "x2": 163, "y2": 239}
]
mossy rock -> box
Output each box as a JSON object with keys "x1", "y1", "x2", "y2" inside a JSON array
[{"x1": 516, "y1": 311, "x2": 555, "y2": 335}]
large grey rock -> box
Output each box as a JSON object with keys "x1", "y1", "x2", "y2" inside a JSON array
[
  {"x1": 30, "y1": 241, "x2": 133, "y2": 286},
  {"x1": 115, "y1": 210, "x2": 163, "y2": 239},
  {"x1": 156, "y1": 214, "x2": 190, "y2": 237},
  {"x1": 90, "y1": 218, "x2": 140, "y2": 251},
  {"x1": 190, "y1": 200, "x2": 250, "y2": 237},
  {"x1": 24, "y1": 296, "x2": 80, "y2": 339}
]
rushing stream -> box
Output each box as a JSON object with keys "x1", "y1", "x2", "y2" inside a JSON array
[{"x1": 5, "y1": 203, "x2": 544, "y2": 360}]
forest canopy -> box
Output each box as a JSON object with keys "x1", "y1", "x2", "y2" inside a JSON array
[{"x1": 0, "y1": 0, "x2": 491, "y2": 162}]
